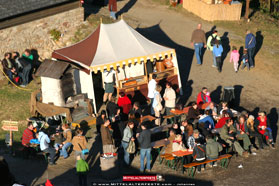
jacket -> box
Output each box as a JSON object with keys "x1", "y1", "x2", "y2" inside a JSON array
[
  {"x1": 230, "y1": 50, "x2": 240, "y2": 63},
  {"x1": 242, "y1": 53, "x2": 248, "y2": 63},
  {"x1": 53, "y1": 133, "x2": 63, "y2": 144},
  {"x1": 164, "y1": 135, "x2": 175, "y2": 154},
  {"x1": 206, "y1": 139, "x2": 223, "y2": 158},
  {"x1": 187, "y1": 134, "x2": 204, "y2": 149},
  {"x1": 101, "y1": 124, "x2": 114, "y2": 145},
  {"x1": 38, "y1": 131, "x2": 50, "y2": 151},
  {"x1": 245, "y1": 33, "x2": 256, "y2": 49},
  {"x1": 207, "y1": 33, "x2": 221, "y2": 51},
  {"x1": 2, "y1": 58, "x2": 14, "y2": 71},
  {"x1": 186, "y1": 107, "x2": 200, "y2": 120},
  {"x1": 256, "y1": 116, "x2": 271, "y2": 136},
  {"x1": 196, "y1": 92, "x2": 207, "y2": 106},
  {"x1": 122, "y1": 126, "x2": 133, "y2": 143},
  {"x1": 213, "y1": 44, "x2": 223, "y2": 57},
  {"x1": 215, "y1": 117, "x2": 230, "y2": 129},
  {"x1": 117, "y1": 96, "x2": 132, "y2": 114},
  {"x1": 152, "y1": 91, "x2": 162, "y2": 109},
  {"x1": 76, "y1": 159, "x2": 89, "y2": 173},
  {"x1": 191, "y1": 29, "x2": 206, "y2": 44},
  {"x1": 163, "y1": 87, "x2": 176, "y2": 108},
  {"x1": 137, "y1": 129, "x2": 151, "y2": 149},
  {"x1": 192, "y1": 144, "x2": 206, "y2": 161},
  {"x1": 220, "y1": 124, "x2": 236, "y2": 141},
  {"x1": 72, "y1": 135, "x2": 87, "y2": 151},
  {"x1": 199, "y1": 115, "x2": 215, "y2": 129},
  {"x1": 63, "y1": 129, "x2": 72, "y2": 143}
]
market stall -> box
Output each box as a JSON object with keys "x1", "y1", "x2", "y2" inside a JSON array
[{"x1": 51, "y1": 19, "x2": 182, "y2": 113}]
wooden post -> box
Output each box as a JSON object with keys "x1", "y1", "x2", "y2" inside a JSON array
[{"x1": 115, "y1": 67, "x2": 120, "y2": 98}]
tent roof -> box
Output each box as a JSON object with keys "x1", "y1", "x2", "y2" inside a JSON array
[{"x1": 52, "y1": 20, "x2": 175, "y2": 73}]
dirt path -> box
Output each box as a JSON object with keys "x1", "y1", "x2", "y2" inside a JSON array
[{"x1": 5, "y1": 0, "x2": 279, "y2": 185}]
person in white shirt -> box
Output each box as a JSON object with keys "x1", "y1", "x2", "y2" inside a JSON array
[
  {"x1": 163, "y1": 82, "x2": 176, "y2": 117},
  {"x1": 103, "y1": 69, "x2": 116, "y2": 104},
  {"x1": 148, "y1": 74, "x2": 157, "y2": 114}
]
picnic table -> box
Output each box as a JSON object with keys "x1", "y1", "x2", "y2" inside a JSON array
[
  {"x1": 140, "y1": 115, "x2": 156, "y2": 123},
  {"x1": 170, "y1": 107, "x2": 190, "y2": 123},
  {"x1": 172, "y1": 149, "x2": 193, "y2": 173},
  {"x1": 151, "y1": 139, "x2": 170, "y2": 161}
]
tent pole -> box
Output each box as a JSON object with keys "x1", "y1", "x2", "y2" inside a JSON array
[
  {"x1": 91, "y1": 71, "x2": 97, "y2": 115},
  {"x1": 144, "y1": 61, "x2": 148, "y2": 81},
  {"x1": 115, "y1": 68, "x2": 120, "y2": 99}
]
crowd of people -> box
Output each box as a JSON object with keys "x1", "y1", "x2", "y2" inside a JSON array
[
  {"x1": 95, "y1": 73, "x2": 276, "y2": 175},
  {"x1": 1, "y1": 49, "x2": 39, "y2": 87},
  {"x1": 191, "y1": 23, "x2": 256, "y2": 72}
]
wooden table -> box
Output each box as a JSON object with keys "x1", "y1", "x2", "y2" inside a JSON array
[
  {"x1": 170, "y1": 107, "x2": 190, "y2": 123},
  {"x1": 140, "y1": 115, "x2": 156, "y2": 123},
  {"x1": 172, "y1": 150, "x2": 193, "y2": 173},
  {"x1": 151, "y1": 139, "x2": 170, "y2": 161}
]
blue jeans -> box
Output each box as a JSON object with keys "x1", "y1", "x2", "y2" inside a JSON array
[
  {"x1": 22, "y1": 64, "x2": 31, "y2": 85},
  {"x1": 207, "y1": 156, "x2": 217, "y2": 165},
  {"x1": 140, "y1": 148, "x2": 151, "y2": 171},
  {"x1": 247, "y1": 47, "x2": 255, "y2": 67},
  {"x1": 60, "y1": 142, "x2": 72, "y2": 158},
  {"x1": 122, "y1": 141, "x2": 130, "y2": 165},
  {"x1": 264, "y1": 128, "x2": 273, "y2": 141},
  {"x1": 194, "y1": 43, "x2": 203, "y2": 65},
  {"x1": 7, "y1": 70, "x2": 13, "y2": 82},
  {"x1": 212, "y1": 51, "x2": 217, "y2": 67}
]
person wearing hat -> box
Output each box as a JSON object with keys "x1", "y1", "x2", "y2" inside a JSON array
[
  {"x1": 246, "y1": 115, "x2": 264, "y2": 150},
  {"x1": 187, "y1": 129, "x2": 204, "y2": 149},
  {"x1": 207, "y1": 30, "x2": 221, "y2": 68}
]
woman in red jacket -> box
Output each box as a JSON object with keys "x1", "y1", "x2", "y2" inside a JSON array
[
  {"x1": 117, "y1": 92, "x2": 132, "y2": 115},
  {"x1": 256, "y1": 112, "x2": 275, "y2": 149}
]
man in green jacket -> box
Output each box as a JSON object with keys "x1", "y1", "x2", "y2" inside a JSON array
[
  {"x1": 207, "y1": 30, "x2": 221, "y2": 68},
  {"x1": 220, "y1": 119, "x2": 249, "y2": 158},
  {"x1": 206, "y1": 134, "x2": 223, "y2": 167}
]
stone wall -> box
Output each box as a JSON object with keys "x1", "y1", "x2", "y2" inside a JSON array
[
  {"x1": 183, "y1": 0, "x2": 242, "y2": 21},
  {"x1": 0, "y1": 7, "x2": 84, "y2": 61}
]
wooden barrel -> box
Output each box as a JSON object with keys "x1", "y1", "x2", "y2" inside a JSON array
[{"x1": 156, "y1": 61, "x2": 165, "y2": 72}]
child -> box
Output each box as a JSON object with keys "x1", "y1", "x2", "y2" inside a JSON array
[
  {"x1": 241, "y1": 49, "x2": 249, "y2": 70},
  {"x1": 192, "y1": 138, "x2": 206, "y2": 173},
  {"x1": 206, "y1": 134, "x2": 223, "y2": 167},
  {"x1": 76, "y1": 155, "x2": 89, "y2": 186},
  {"x1": 53, "y1": 130, "x2": 63, "y2": 153},
  {"x1": 72, "y1": 129, "x2": 87, "y2": 160},
  {"x1": 212, "y1": 40, "x2": 223, "y2": 72},
  {"x1": 230, "y1": 46, "x2": 240, "y2": 73},
  {"x1": 205, "y1": 92, "x2": 211, "y2": 103}
]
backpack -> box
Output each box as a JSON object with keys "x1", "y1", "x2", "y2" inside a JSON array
[{"x1": 210, "y1": 35, "x2": 217, "y2": 47}]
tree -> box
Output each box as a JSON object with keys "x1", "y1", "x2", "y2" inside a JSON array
[{"x1": 245, "y1": 0, "x2": 250, "y2": 19}]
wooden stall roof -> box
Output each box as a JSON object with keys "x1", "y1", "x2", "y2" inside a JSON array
[{"x1": 35, "y1": 59, "x2": 70, "y2": 79}]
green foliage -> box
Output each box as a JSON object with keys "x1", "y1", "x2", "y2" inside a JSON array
[{"x1": 49, "y1": 28, "x2": 61, "y2": 41}]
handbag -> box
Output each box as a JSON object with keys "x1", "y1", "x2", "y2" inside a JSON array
[
  {"x1": 82, "y1": 149, "x2": 89, "y2": 155},
  {"x1": 126, "y1": 140, "x2": 136, "y2": 154},
  {"x1": 78, "y1": 143, "x2": 89, "y2": 155}
]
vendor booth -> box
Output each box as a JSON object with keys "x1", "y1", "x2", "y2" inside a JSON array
[{"x1": 51, "y1": 19, "x2": 182, "y2": 114}]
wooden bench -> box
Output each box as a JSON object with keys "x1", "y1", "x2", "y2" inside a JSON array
[
  {"x1": 163, "y1": 115, "x2": 175, "y2": 119},
  {"x1": 183, "y1": 154, "x2": 232, "y2": 177},
  {"x1": 160, "y1": 153, "x2": 176, "y2": 168}
]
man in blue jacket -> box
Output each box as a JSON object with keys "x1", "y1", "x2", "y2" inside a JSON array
[{"x1": 245, "y1": 30, "x2": 256, "y2": 68}]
